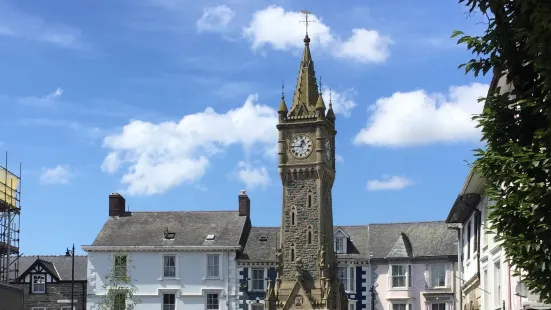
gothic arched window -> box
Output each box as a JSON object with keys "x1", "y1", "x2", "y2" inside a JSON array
[
  {"x1": 291, "y1": 206, "x2": 297, "y2": 226},
  {"x1": 307, "y1": 226, "x2": 313, "y2": 244},
  {"x1": 290, "y1": 243, "x2": 295, "y2": 261}
]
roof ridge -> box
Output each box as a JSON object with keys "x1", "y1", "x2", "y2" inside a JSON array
[
  {"x1": 368, "y1": 220, "x2": 446, "y2": 226},
  {"x1": 131, "y1": 210, "x2": 239, "y2": 213}
]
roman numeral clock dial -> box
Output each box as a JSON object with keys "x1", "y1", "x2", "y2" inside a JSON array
[{"x1": 289, "y1": 134, "x2": 313, "y2": 159}]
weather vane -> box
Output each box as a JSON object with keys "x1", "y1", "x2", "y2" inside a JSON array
[{"x1": 299, "y1": 10, "x2": 315, "y2": 35}]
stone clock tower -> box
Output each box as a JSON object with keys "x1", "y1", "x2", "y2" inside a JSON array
[{"x1": 264, "y1": 32, "x2": 348, "y2": 310}]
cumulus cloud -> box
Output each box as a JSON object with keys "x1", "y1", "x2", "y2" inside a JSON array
[
  {"x1": 366, "y1": 175, "x2": 412, "y2": 191},
  {"x1": 236, "y1": 161, "x2": 271, "y2": 190},
  {"x1": 354, "y1": 83, "x2": 489, "y2": 147},
  {"x1": 243, "y1": 6, "x2": 391, "y2": 63},
  {"x1": 321, "y1": 86, "x2": 357, "y2": 117},
  {"x1": 196, "y1": 5, "x2": 235, "y2": 33},
  {"x1": 101, "y1": 94, "x2": 278, "y2": 196},
  {"x1": 40, "y1": 165, "x2": 72, "y2": 185}
]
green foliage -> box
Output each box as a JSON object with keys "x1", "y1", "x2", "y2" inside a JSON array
[
  {"x1": 97, "y1": 252, "x2": 141, "y2": 310},
  {"x1": 453, "y1": 0, "x2": 551, "y2": 303}
]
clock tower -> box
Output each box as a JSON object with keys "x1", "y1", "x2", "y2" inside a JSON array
[{"x1": 264, "y1": 25, "x2": 347, "y2": 310}]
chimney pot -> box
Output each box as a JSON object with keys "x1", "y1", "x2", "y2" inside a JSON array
[
  {"x1": 109, "y1": 192, "x2": 127, "y2": 217},
  {"x1": 238, "y1": 190, "x2": 250, "y2": 217}
]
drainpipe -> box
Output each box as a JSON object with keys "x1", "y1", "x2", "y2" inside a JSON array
[{"x1": 448, "y1": 225, "x2": 462, "y2": 310}]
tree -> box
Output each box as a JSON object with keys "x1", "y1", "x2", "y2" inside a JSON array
[
  {"x1": 452, "y1": 0, "x2": 551, "y2": 303},
  {"x1": 97, "y1": 252, "x2": 141, "y2": 310}
]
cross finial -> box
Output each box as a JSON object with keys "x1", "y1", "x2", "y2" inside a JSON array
[
  {"x1": 281, "y1": 80, "x2": 285, "y2": 98},
  {"x1": 299, "y1": 10, "x2": 315, "y2": 37}
]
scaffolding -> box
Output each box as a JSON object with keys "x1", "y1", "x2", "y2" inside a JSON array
[{"x1": 0, "y1": 152, "x2": 22, "y2": 284}]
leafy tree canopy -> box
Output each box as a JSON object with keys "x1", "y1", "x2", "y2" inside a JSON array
[{"x1": 452, "y1": 0, "x2": 551, "y2": 304}]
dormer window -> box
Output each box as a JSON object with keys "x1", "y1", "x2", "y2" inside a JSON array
[
  {"x1": 334, "y1": 227, "x2": 349, "y2": 254},
  {"x1": 206, "y1": 234, "x2": 215, "y2": 241}
]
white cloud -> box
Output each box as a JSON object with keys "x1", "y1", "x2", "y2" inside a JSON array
[
  {"x1": 17, "y1": 88, "x2": 63, "y2": 107},
  {"x1": 0, "y1": 2, "x2": 86, "y2": 49},
  {"x1": 243, "y1": 6, "x2": 391, "y2": 63},
  {"x1": 366, "y1": 175, "x2": 412, "y2": 191},
  {"x1": 321, "y1": 86, "x2": 357, "y2": 117},
  {"x1": 354, "y1": 83, "x2": 489, "y2": 147},
  {"x1": 40, "y1": 165, "x2": 72, "y2": 185},
  {"x1": 196, "y1": 5, "x2": 235, "y2": 33},
  {"x1": 101, "y1": 94, "x2": 278, "y2": 196},
  {"x1": 236, "y1": 161, "x2": 271, "y2": 190}
]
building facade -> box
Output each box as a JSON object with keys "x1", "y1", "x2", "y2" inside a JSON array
[
  {"x1": 83, "y1": 192, "x2": 251, "y2": 310},
  {"x1": 236, "y1": 222, "x2": 459, "y2": 310},
  {"x1": 9, "y1": 255, "x2": 88, "y2": 310},
  {"x1": 446, "y1": 72, "x2": 551, "y2": 310}
]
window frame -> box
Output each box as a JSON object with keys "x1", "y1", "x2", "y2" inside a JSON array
[
  {"x1": 389, "y1": 264, "x2": 412, "y2": 289},
  {"x1": 206, "y1": 254, "x2": 222, "y2": 279},
  {"x1": 348, "y1": 299, "x2": 358, "y2": 310},
  {"x1": 206, "y1": 292, "x2": 220, "y2": 310},
  {"x1": 161, "y1": 254, "x2": 178, "y2": 279},
  {"x1": 493, "y1": 260, "x2": 501, "y2": 308},
  {"x1": 391, "y1": 302, "x2": 412, "y2": 310},
  {"x1": 335, "y1": 237, "x2": 345, "y2": 254},
  {"x1": 162, "y1": 293, "x2": 176, "y2": 310},
  {"x1": 430, "y1": 264, "x2": 446, "y2": 288},
  {"x1": 250, "y1": 267, "x2": 266, "y2": 291},
  {"x1": 32, "y1": 308, "x2": 47, "y2": 310},
  {"x1": 112, "y1": 290, "x2": 126, "y2": 310},
  {"x1": 337, "y1": 265, "x2": 356, "y2": 293},
  {"x1": 114, "y1": 253, "x2": 128, "y2": 279},
  {"x1": 31, "y1": 274, "x2": 46, "y2": 294},
  {"x1": 60, "y1": 307, "x2": 75, "y2": 310}
]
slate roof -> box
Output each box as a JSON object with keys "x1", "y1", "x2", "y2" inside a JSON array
[
  {"x1": 90, "y1": 211, "x2": 248, "y2": 247},
  {"x1": 237, "y1": 221, "x2": 457, "y2": 262},
  {"x1": 14, "y1": 255, "x2": 87, "y2": 281}
]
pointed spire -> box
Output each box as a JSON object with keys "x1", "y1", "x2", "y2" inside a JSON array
[
  {"x1": 315, "y1": 76, "x2": 326, "y2": 111},
  {"x1": 326, "y1": 87, "x2": 336, "y2": 121},
  {"x1": 278, "y1": 81, "x2": 288, "y2": 114}
]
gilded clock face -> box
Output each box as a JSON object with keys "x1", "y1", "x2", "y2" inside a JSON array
[
  {"x1": 324, "y1": 139, "x2": 331, "y2": 161},
  {"x1": 290, "y1": 134, "x2": 313, "y2": 159}
]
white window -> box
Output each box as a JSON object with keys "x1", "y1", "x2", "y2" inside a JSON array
[
  {"x1": 349, "y1": 301, "x2": 357, "y2": 310},
  {"x1": 494, "y1": 261, "x2": 501, "y2": 307},
  {"x1": 250, "y1": 305, "x2": 263, "y2": 310},
  {"x1": 390, "y1": 265, "x2": 411, "y2": 288},
  {"x1": 31, "y1": 274, "x2": 45, "y2": 293},
  {"x1": 61, "y1": 307, "x2": 75, "y2": 310},
  {"x1": 335, "y1": 237, "x2": 345, "y2": 253},
  {"x1": 163, "y1": 293, "x2": 176, "y2": 310},
  {"x1": 207, "y1": 254, "x2": 220, "y2": 278},
  {"x1": 338, "y1": 267, "x2": 348, "y2": 291},
  {"x1": 163, "y1": 255, "x2": 177, "y2": 278},
  {"x1": 114, "y1": 254, "x2": 128, "y2": 278},
  {"x1": 483, "y1": 269, "x2": 489, "y2": 310},
  {"x1": 206, "y1": 293, "x2": 219, "y2": 310},
  {"x1": 431, "y1": 304, "x2": 446, "y2": 310},
  {"x1": 392, "y1": 303, "x2": 411, "y2": 310},
  {"x1": 251, "y1": 268, "x2": 265, "y2": 291},
  {"x1": 430, "y1": 264, "x2": 446, "y2": 287}
]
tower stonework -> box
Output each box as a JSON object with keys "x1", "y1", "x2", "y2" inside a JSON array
[{"x1": 265, "y1": 33, "x2": 346, "y2": 310}]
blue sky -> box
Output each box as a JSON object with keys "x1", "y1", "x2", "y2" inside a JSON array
[{"x1": 0, "y1": 0, "x2": 491, "y2": 255}]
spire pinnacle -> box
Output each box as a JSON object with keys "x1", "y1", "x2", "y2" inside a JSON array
[
  {"x1": 327, "y1": 87, "x2": 336, "y2": 121},
  {"x1": 278, "y1": 80, "x2": 288, "y2": 114}
]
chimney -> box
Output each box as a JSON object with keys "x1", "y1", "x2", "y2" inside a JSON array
[
  {"x1": 238, "y1": 190, "x2": 250, "y2": 217},
  {"x1": 109, "y1": 192, "x2": 126, "y2": 217}
]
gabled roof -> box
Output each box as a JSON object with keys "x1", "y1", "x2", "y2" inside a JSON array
[
  {"x1": 236, "y1": 221, "x2": 457, "y2": 263},
  {"x1": 87, "y1": 211, "x2": 247, "y2": 248},
  {"x1": 333, "y1": 227, "x2": 350, "y2": 239},
  {"x1": 14, "y1": 256, "x2": 87, "y2": 282}
]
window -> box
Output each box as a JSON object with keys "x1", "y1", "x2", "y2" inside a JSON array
[
  {"x1": 349, "y1": 302, "x2": 356, "y2": 310},
  {"x1": 335, "y1": 237, "x2": 345, "y2": 253},
  {"x1": 291, "y1": 206, "x2": 296, "y2": 226},
  {"x1": 307, "y1": 226, "x2": 312, "y2": 244},
  {"x1": 431, "y1": 304, "x2": 446, "y2": 310},
  {"x1": 392, "y1": 304, "x2": 410, "y2": 310},
  {"x1": 430, "y1": 264, "x2": 446, "y2": 287},
  {"x1": 251, "y1": 304, "x2": 263, "y2": 310},
  {"x1": 31, "y1": 274, "x2": 45, "y2": 293},
  {"x1": 466, "y1": 221, "x2": 471, "y2": 259},
  {"x1": 338, "y1": 267, "x2": 348, "y2": 291},
  {"x1": 32, "y1": 308, "x2": 46, "y2": 310},
  {"x1": 61, "y1": 307, "x2": 75, "y2": 310},
  {"x1": 483, "y1": 207, "x2": 489, "y2": 246},
  {"x1": 206, "y1": 293, "x2": 219, "y2": 310},
  {"x1": 348, "y1": 267, "x2": 355, "y2": 292},
  {"x1": 474, "y1": 212, "x2": 480, "y2": 253},
  {"x1": 113, "y1": 292, "x2": 126, "y2": 310},
  {"x1": 390, "y1": 265, "x2": 411, "y2": 288},
  {"x1": 494, "y1": 261, "x2": 501, "y2": 307},
  {"x1": 207, "y1": 254, "x2": 220, "y2": 278},
  {"x1": 163, "y1": 293, "x2": 176, "y2": 310},
  {"x1": 308, "y1": 194, "x2": 312, "y2": 208},
  {"x1": 114, "y1": 254, "x2": 128, "y2": 278},
  {"x1": 290, "y1": 244, "x2": 295, "y2": 261},
  {"x1": 251, "y1": 268, "x2": 265, "y2": 291},
  {"x1": 483, "y1": 269, "x2": 489, "y2": 310},
  {"x1": 163, "y1": 255, "x2": 177, "y2": 278}
]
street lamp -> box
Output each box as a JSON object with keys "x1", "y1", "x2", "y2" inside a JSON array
[{"x1": 65, "y1": 244, "x2": 75, "y2": 310}]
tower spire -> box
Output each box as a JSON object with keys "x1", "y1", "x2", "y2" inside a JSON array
[{"x1": 288, "y1": 10, "x2": 320, "y2": 118}]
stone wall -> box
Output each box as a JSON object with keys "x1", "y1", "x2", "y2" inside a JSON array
[
  {"x1": 0, "y1": 283, "x2": 24, "y2": 310},
  {"x1": 282, "y1": 178, "x2": 320, "y2": 281},
  {"x1": 11, "y1": 281, "x2": 87, "y2": 310}
]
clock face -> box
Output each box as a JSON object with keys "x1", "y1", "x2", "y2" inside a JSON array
[
  {"x1": 324, "y1": 139, "x2": 331, "y2": 161},
  {"x1": 290, "y1": 134, "x2": 313, "y2": 159}
]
